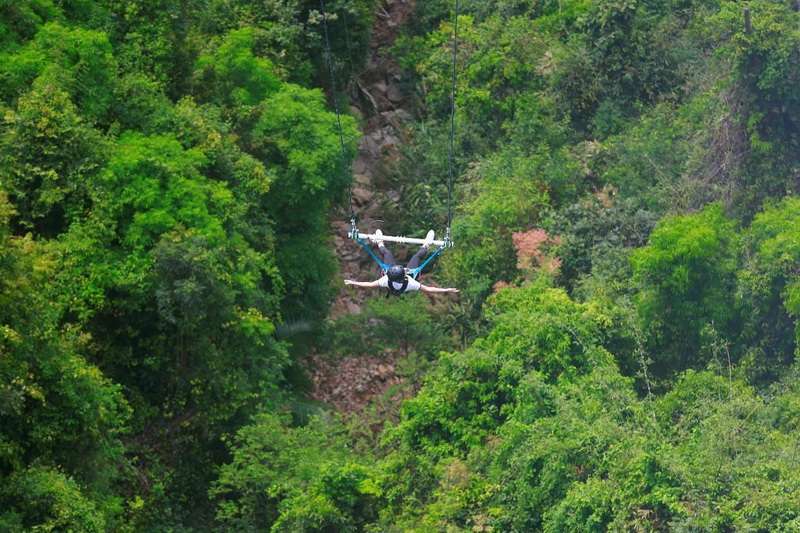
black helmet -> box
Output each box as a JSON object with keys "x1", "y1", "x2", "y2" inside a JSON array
[{"x1": 387, "y1": 265, "x2": 406, "y2": 283}]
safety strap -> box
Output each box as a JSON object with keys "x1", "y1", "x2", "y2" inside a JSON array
[
  {"x1": 408, "y1": 245, "x2": 446, "y2": 279},
  {"x1": 355, "y1": 236, "x2": 390, "y2": 271}
]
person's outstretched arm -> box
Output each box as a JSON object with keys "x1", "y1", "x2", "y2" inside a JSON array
[
  {"x1": 419, "y1": 283, "x2": 459, "y2": 294},
  {"x1": 344, "y1": 279, "x2": 382, "y2": 289}
]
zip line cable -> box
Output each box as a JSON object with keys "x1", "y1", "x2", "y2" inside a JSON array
[
  {"x1": 341, "y1": 5, "x2": 355, "y2": 76},
  {"x1": 335, "y1": 4, "x2": 359, "y2": 221},
  {"x1": 446, "y1": 0, "x2": 460, "y2": 238},
  {"x1": 319, "y1": 0, "x2": 354, "y2": 219}
]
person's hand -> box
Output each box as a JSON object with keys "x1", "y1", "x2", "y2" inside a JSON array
[
  {"x1": 447, "y1": 288, "x2": 459, "y2": 293},
  {"x1": 344, "y1": 280, "x2": 354, "y2": 286}
]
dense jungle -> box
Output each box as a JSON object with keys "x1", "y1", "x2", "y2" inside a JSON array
[{"x1": 2, "y1": 0, "x2": 800, "y2": 531}]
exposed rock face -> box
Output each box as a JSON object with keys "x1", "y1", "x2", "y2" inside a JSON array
[
  {"x1": 308, "y1": 0, "x2": 418, "y2": 413},
  {"x1": 329, "y1": 0, "x2": 416, "y2": 320},
  {"x1": 308, "y1": 354, "x2": 407, "y2": 413}
]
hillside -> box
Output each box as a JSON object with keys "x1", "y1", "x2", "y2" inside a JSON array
[{"x1": 2, "y1": 1, "x2": 800, "y2": 531}]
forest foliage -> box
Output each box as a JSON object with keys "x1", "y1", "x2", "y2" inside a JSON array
[
  {"x1": 0, "y1": 0, "x2": 367, "y2": 529},
  {"x1": 2, "y1": 0, "x2": 800, "y2": 531}
]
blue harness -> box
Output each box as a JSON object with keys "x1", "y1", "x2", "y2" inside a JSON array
[{"x1": 354, "y1": 236, "x2": 447, "y2": 279}]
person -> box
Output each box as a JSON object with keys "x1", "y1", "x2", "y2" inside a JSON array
[{"x1": 344, "y1": 229, "x2": 459, "y2": 296}]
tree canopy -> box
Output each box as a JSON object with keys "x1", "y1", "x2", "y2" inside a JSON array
[{"x1": 2, "y1": 0, "x2": 800, "y2": 531}]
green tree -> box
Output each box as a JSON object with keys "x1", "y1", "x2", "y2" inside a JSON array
[
  {"x1": 211, "y1": 413, "x2": 378, "y2": 532},
  {"x1": 1, "y1": 467, "x2": 107, "y2": 532},
  {"x1": 631, "y1": 203, "x2": 740, "y2": 379},
  {"x1": 1, "y1": 82, "x2": 105, "y2": 236},
  {"x1": 46, "y1": 131, "x2": 289, "y2": 527},
  {"x1": 251, "y1": 83, "x2": 358, "y2": 318},
  {"x1": 738, "y1": 197, "x2": 800, "y2": 380},
  {"x1": 322, "y1": 294, "x2": 446, "y2": 359},
  {"x1": 377, "y1": 279, "x2": 617, "y2": 523},
  {"x1": 0, "y1": 22, "x2": 117, "y2": 121},
  {"x1": 0, "y1": 191, "x2": 129, "y2": 530},
  {"x1": 0, "y1": 0, "x2": 61, "y2": 47},
  {"x1": 195, "y1": 27, "x2": 281, "y2": 110}
]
